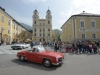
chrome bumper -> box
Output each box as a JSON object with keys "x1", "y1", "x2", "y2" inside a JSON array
[
  {"x1": 52, "y1": 59, "x2": 63, "y2": 65},
  {"x1": 52, "y1": 62, "x2": 63, "y2": 65}
]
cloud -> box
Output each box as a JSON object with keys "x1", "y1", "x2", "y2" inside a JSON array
[
  {"x1": 21, "y1": 0, "x2": 47, "y2": 4},
  {"x1": 6, "y1": 9, "x2": 32, "y2": 26},
  {"x1": 57, "y1": 0, "x2": 100, "y2": 29}
]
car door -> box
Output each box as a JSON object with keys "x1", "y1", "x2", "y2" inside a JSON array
[{"x1": 27, "y1": 48, "x2": 38, "y2": 62}]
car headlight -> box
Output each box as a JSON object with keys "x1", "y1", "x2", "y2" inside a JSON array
[{"x1": 56, "y1": 57, "x2": 58, "y2": 62}]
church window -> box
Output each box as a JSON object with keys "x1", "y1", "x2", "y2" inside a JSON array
[
  {"x1": 34, "y1": 21, "x2": 36, "y2": 24},
  {"x1": 48, "y1": 21, "x2": 50, "y2": 24},
  {"x1": 34, "y1": 29, "x2": 36, "y2": 32},
  {"x1": 48, "y1": 34, "x2": 50, "y2": 36},
  {"x1": 48, "y1": 29, "x2": 50, "y2": 31},
  {"x1": 34, "y1": 34, "x2": 36, "y2": 36}
]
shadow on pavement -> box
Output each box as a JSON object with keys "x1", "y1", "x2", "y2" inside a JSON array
[{"x1": 11, "y1": 59, "x2": 62, "y2": 71}]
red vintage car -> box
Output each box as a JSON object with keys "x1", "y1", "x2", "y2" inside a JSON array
[{"x1": 17, "y1": 45, "x2": 64, "y2": 67}]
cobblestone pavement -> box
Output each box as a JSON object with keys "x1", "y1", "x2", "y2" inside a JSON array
[{"x1": 0, "y1": 45, "x2": 100, "y2": 75}]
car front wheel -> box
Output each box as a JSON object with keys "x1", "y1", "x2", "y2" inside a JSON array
[
  {"x1": 20, "y1": 56, "x2": 25, "y2": 61},
  {"x1": 43, "y1": 59, "x2": 51, "y2": 67}
]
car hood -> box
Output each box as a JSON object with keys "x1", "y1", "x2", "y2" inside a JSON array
[{"x1": 40, "y1": 51, "x2": 63, "y2": 58}]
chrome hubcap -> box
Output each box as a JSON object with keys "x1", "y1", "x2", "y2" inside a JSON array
[
  {"x1": 21, "y1": 56, "x2": 24, "y2": 60},
  {"x1": 44, "y1": 60, "x2": 50, "y2": 66}
]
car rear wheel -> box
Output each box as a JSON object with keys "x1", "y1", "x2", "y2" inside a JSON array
[
  {"x1": 20, "y1": 56, "x2": 25, "y2": 61},
  {"x1": 43, "y1": 59, "x2": 51, "y2": 67}
]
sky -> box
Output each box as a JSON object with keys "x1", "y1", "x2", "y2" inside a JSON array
[{"x1": 0, "y1": 0, "x2": 100, "y2": 30}]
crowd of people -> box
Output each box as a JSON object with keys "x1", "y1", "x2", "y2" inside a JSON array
[{"x1": 53, "y1": 41, "x2": 100, "y2": 54}]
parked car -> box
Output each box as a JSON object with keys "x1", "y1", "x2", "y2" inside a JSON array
[
  {"x1": 11, "y1": 43, "x2": 29, "y2": 50},
  {"x1": 17, "y1": 45, "x2": 64, "y2": 67}
]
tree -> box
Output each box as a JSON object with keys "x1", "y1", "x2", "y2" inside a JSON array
[
  {"x1": 15, "y1": 30, "x2": 33, "y2": 43},
  {"x1": 56, "y1": 34, "x2": 61, "y2": 41}
]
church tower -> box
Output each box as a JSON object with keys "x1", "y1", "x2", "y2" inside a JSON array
[
  {"x1": 32, "y1": 8, "x2": 52, "y2": 42},
  {"x1": 46, "y1": 9, "x2": 52, "y2": 25}
]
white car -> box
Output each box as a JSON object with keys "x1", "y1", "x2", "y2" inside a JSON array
[{"x1": 11, "y1": 43, "x2": 29, "y2": 50}]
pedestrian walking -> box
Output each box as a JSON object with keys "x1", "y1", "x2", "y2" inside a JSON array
[{"x1": 30, "y1": 41, "x2": 34, "y2": 49}]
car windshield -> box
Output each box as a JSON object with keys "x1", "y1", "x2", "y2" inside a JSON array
[{"x1": 37, "y1": 46, "x2": 46, "y2": 52}]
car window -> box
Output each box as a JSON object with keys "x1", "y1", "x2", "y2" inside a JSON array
[{"x1": 37, "y1": 47, "x2": 46, "y2": 52}]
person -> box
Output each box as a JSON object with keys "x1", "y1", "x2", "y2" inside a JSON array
[
  {"x1": 30, "y1": 41, "x2": 34, "y2": 49},
  {"x1": 33, "y1": 48, "x2": 36, "y2": 52},
  {"x1": 54, "y1": 42, "x2": 58, "y2": 52}
]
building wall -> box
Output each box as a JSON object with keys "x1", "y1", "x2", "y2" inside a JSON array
[
  {"x1": 61, "y1": 18, "x2": 74, "y2": 42},
  {"x1": 61, "y1": 16, "x2": 100, "y2": 43},
  {"x1": 75, "y1": 17, "x2": 100, "y2": 41},
  {"x1": 0, "y1": 9, "x2": 12, "y2": 44},
  {"x1": 0, "y1": 7, "x2": 28, "y2": 44}
]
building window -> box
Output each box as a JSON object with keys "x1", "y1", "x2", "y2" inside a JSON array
[
  {"x1": 8, "y1": 29, "x2": 10, "y2": 34},
  {"x1": 34, "y1": 34, "x2": 36, "y2": 36},
  {"x1": 1, "y1": 15, "x2": 4, "y2": 22},
  {"x1": 82, "y1": 34, "x2": 85, "y2": 38},
  {"x1": 34, "y1": 29, "x2": 36, "y2": 32},
  {"x1": 8, "y1": 19, "x2": 10, "y2": 25},
  {"x1": 91, "y1": 21, "x2": 95, "y2": 27},
  {"x1": 92, "y1": 34, "x2": 96, "y2": 38},
  {"x1": 48, "y1": 21, "x2": 50, "y2": 24},
  {"x1": 80, "y1": 21, "x2": 85, "y2": 27},
  {"x1": 34, "y1": 21, "x2": 36, "y2": 24},
  {"x1": 14, "y1": 25, "x2": 15, "y2": 29},
  {"x1": 48, "y1": 29, "x2": 50, "y2": 31},
  {"x1": 40, "y1": 29, "x2": 41, "y2": 32},
  {"x1": 40, "y1": 34, "x2": 41, "y2": 36},
  {"x1": 40, "y1": 23, "x2": 41, "y2": 25},
  {"x1": 48, "y1": 34, "x2": 50, "y2": 36}
]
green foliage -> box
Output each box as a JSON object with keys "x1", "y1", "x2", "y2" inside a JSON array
[
  {"x1": 56, "y1": 34, "x2": 61, "y2": 41},
  {"x1": 16, "y1": 30, "x2": 33, "y2": 42}
]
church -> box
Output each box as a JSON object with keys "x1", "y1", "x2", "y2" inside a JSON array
[{"x1": 32, "y1": 9, "x2": 53, "y2": 42}]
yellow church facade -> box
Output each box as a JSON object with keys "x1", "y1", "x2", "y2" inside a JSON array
[{"x1": 32, "y1": 9, "x2": 56, "y2": 42}]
